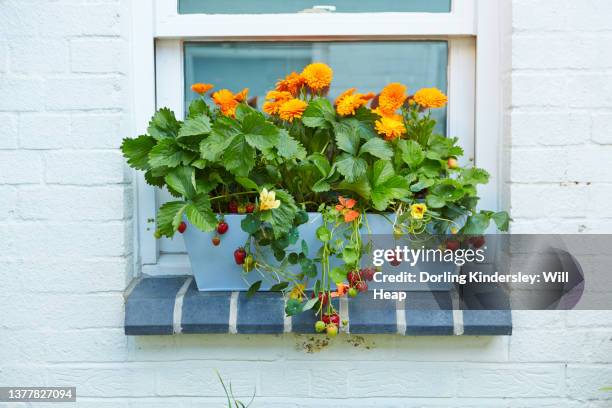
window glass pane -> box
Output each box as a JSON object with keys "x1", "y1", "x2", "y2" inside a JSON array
[
  {"x1": 179, "y1": 0, "x2": 451, "y2": 14},
  {"x1": 184, "y1": 41, "x2": 448, "y2": 134}
]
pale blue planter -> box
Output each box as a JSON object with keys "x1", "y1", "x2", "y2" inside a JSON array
[{"x1": 183, "y1": 213, "x2": 458, "y2": 292}]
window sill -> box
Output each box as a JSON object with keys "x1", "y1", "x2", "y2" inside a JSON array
[{"x1": 124, "y1": 276, "x2": 512, "y2": 336}]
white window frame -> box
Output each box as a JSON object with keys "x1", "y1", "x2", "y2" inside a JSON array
[{"x1": 128, "y1": 0, "x2": 503, "y2": 275}]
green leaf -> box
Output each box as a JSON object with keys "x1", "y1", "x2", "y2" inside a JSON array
[
  {"x1": 341, "y1": 116, "x2": 377, "y2": 140},
  {"x1": 342, "y1": 247, "x2": 359, "y2": 265},
  {"x1": 316, "y1": 226, "x2": 331, "y2": 242},
  {"x1": 200, "y1": 132, "x2": 233, "y2": 162},
  {"x1": 370, "y1": 160, "x2": 411, "y2": 211},
  {"x1": 144, "y1": 169, "x2": 166, "y2": 188},
  {"x1": 335, "y1": 122, "x2": 361, "y2": 156},
  {"x1": 359, "y1": 138, "x2": 393, "y2": 160},
  {"x1": 121, "y1": 135, "x2": 156, "y2": 170},
  {"x1": 312, "y1": 179, "x2": 331, "y2": 193},
  {"x1": 242, "y1": 112, "x2": 280, "y2": 150},
  {"x1": 187, "y1": 99, "x2": 210, "y2": 119},
  {"x1": 223, "y1": 134, "x2": 256, "y2": 177},
  {"x1": 336, "y1": 154, "x2": 367, "y2": 183},
  {"x1": 492, "y1": 211, "x2": 510, "y2": 231},
  {"x1": 301, "y1": 296, "x2": 319, "y2": 312},
  {"x1": 400, "y1": 140, "x2": 425, "y2": 169},
  {"x1": 270, "y1": 282, "x2": 289, "y2": 292},
  {"x1": 259, "y1": 190, "x2": 298, "y2": 238},
  {"x1": 338, "y1": 176, "x2": 372, "y2": 201},
  {"x1": 300, "y1": 258, "x2": 317, "y2": 278},
  {"x1": 410, "y1": 178, "x2": 434, "y2": 192},
  {"x1": 462, "y1": 168, "x2": 490, "y2": 185},
  {"x1": 462, "y1": 213, "x2": 491, "y2": 235},
  {"x1": 431, "y1": 180, "x2": 465, "y2": 202},
  {"x1": 157, "y1": 201, "x2": 187, "y2": 237},
  {"x1": 148, "y1": 108, "x2": 180, "y2": 140},
  {"x1": 246, "y1": 281, "x2": 262, "y2": 298},
  {"x1": 330, "y1": 266, "x2": 348, "y2": 284},
  {"x1": 164, "y1": 166, "x2": 196, "y2": 199},
  {"x1": 285, "y1": 298, "x2": 303, "y2": 316},
  {"x1": 185, "y1": 194, "x2": 217, "y2": 232},
  {"x1": 426, "y1": 195, "x2": 446, "y2": 209},
  {"x1": 276, "y1": 129, "x2": 306, "y2": 160},
  {"x1": 301, "y1": 239, "x2": 309, "y2": 255},
  {"x1": 179, "y1": 115, "x2": 211, "y2": 138},
  {"x1": 241, "y1": 214, "x2": 262, "y2": 234},
  {"x1": 308, "y1": 152, "x2": 332, "y2": 177},
  {"x1": 235, "y1": 103, "x2": 255, "y2": 121},
  {"x1": 235, "y1": 177, "x2": 259, "y2": 191},
  {"x1": 149, "y1": 139, "x2": 186, "y2": 168},
  {"x1": 302, "y1": 98, "x2": 336, "y2": 128}
]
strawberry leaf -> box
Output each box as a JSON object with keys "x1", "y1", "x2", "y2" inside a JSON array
[{"x1": 121, "y1": 135, "x2": 156, "y2": 170}]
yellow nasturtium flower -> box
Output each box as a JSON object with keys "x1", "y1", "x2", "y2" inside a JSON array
[
  {"x1": 411, "y1": 203, "x2": 428, "y2": 220},
  {"x1": 259, "y1": 188, "x2": 281, "y2": 211},
  {"x1": 289, "y1": 284, "x2": 306, "y2": 300}
]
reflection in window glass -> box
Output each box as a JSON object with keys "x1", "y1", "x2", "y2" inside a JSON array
[
  {"x1": 184, "y1": 41, "x2": 448, "y2": 134},
  {"x1": 179, "y1": 0, "x2": 451, "y2": 14}
]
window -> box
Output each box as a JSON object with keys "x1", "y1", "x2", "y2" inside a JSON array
[
  {"x1": 178, "y1": 0, "x2": 452, "y2": 14},
  {"x1": 130, "y1": 0, "x2": 503, "y2": 274}
]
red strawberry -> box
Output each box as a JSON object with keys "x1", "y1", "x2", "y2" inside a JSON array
[
  {"x1": 245, "y1": 203, "x2": 255, "y2": 213},
  {"x1": 211, "y1": 236, "x2": 221, "y2": 246},
  {"x1": 446, "y1": 240, "x2": 460, "y2": 251},
  {"x1": 318, "y1": 292, "x2": 329, "y2": 306},
  {"x1": 322, "y1": 313, "x2": 340, "y2": 326},
  {"x1": 470, "y1": 236, "x2": 486, "y2": 249},
  {"x1": 217, "y1": 221, "x2": 229, "y2": 235},
  {"x1": 234, "y1": 247, "x2": 247, "y2": 265},
  {"x1": 389, "y1": 254, "x2": 401, "y2": 267},
  {"x1": 347, "y1": 270, "x2": 362, "y2": 286},
  {"x1": 178, "y1": 222, "x2": 187, "y2": 234},
  {"x1": 228, "y1": 201, "x2": 238, "y2": 214},
  {"x1": 361, "y1": 267, "x2": 375, "y2": 282},
  {"x1": 357, "y1": 281, "x2": 368, "y2": 293}
]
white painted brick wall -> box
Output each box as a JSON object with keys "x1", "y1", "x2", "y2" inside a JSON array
[{"x1": 0, "y1": 1, "x2": 611, "y2": 406}]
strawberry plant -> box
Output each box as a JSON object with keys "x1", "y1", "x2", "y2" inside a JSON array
[{"x1": 121, "y1": 63, "x2": 510, "y2": 336}]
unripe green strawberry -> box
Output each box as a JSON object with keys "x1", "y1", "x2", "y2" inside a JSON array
[
  {"x1": 326, "y1": 324, "x2": 338, "y2": 337},
  {"x1": 314, "y1": 320, "x2": 326, "y2": 333}
]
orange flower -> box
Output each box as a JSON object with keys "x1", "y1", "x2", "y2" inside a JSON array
[
  {"x1": 378, "y1": 83, "x2": 408, "y2": 116},
  {"x1": 276, "y1": 72, "x2": 306, "y2": 96},
  {"x1": 336, "y1": 196, "x2": 360, "y2": 223},
  {"x1": 278, "y1": 98, "x2": 308, "y2": 122},
  {"x1": 335, "y1": 88, "x2": 375, "y2": 117},
  {"x1": 191, "y1": 83, "x2": 214, "y2": 95},
  {"x1": 262, "y1": 91, "x2": 293, "y2": 115},
  {"x1": 212, "y1": 88, "x2": 248, "y2": 117},
  {"x1": 413, "y1": 87, "x2": 448, "y2": 109},
  {"x1": 331, "y1": 283, "x2": 348, "y2": 298},
  {"x1": 375, "y1": 115, "x2": 406, "y2": 141},
  {"x1": 301, "y1": 62, "x2": 333, "y2": 91}
]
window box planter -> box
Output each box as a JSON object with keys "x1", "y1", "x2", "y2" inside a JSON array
[{"x1": 183, "y1": 212, "x2": 459, "y2": 292}]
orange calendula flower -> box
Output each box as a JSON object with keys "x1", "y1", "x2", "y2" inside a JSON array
[
  {"x1": 375, "y1": 115, "x2": 406, "y2": 141},
  {"x1": 378, "y1": 83, "x2": 408, "y2": 116},
  {"x1": 301, "y1": 62, "x2": 333, "y2": 92},
  {"x1": 278, "y1": 98, "x2": 308, "y2": 122},
  {"x1": 335, "y1": 88, "x2": 375, "y2": 117},
  {"x1": 276, "y1": 72, "x2": 306, "y2": 96},
  {"x1": 212, "y1": 88, "x2": 249, "y2": 117},
  {"x1": 191, "y1": 83, "x2": 214, "y2": 95},
  {"x1": 413, "y1": 87, "x2": 448, "y2": 109},
  {"x1": 336, "y1": 196, "x2": 360, "y2": 223},
  {"x1": 262, "y1": 91, "x2": 293, "y2": 115}
]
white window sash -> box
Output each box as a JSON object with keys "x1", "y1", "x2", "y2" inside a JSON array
[{"x1": 129, "y1": 0, "x2": 502, "y2": 273}]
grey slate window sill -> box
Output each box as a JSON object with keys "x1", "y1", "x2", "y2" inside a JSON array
[{"x1": 124, "y1": 276, "x2": 512, "y2": 336}]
